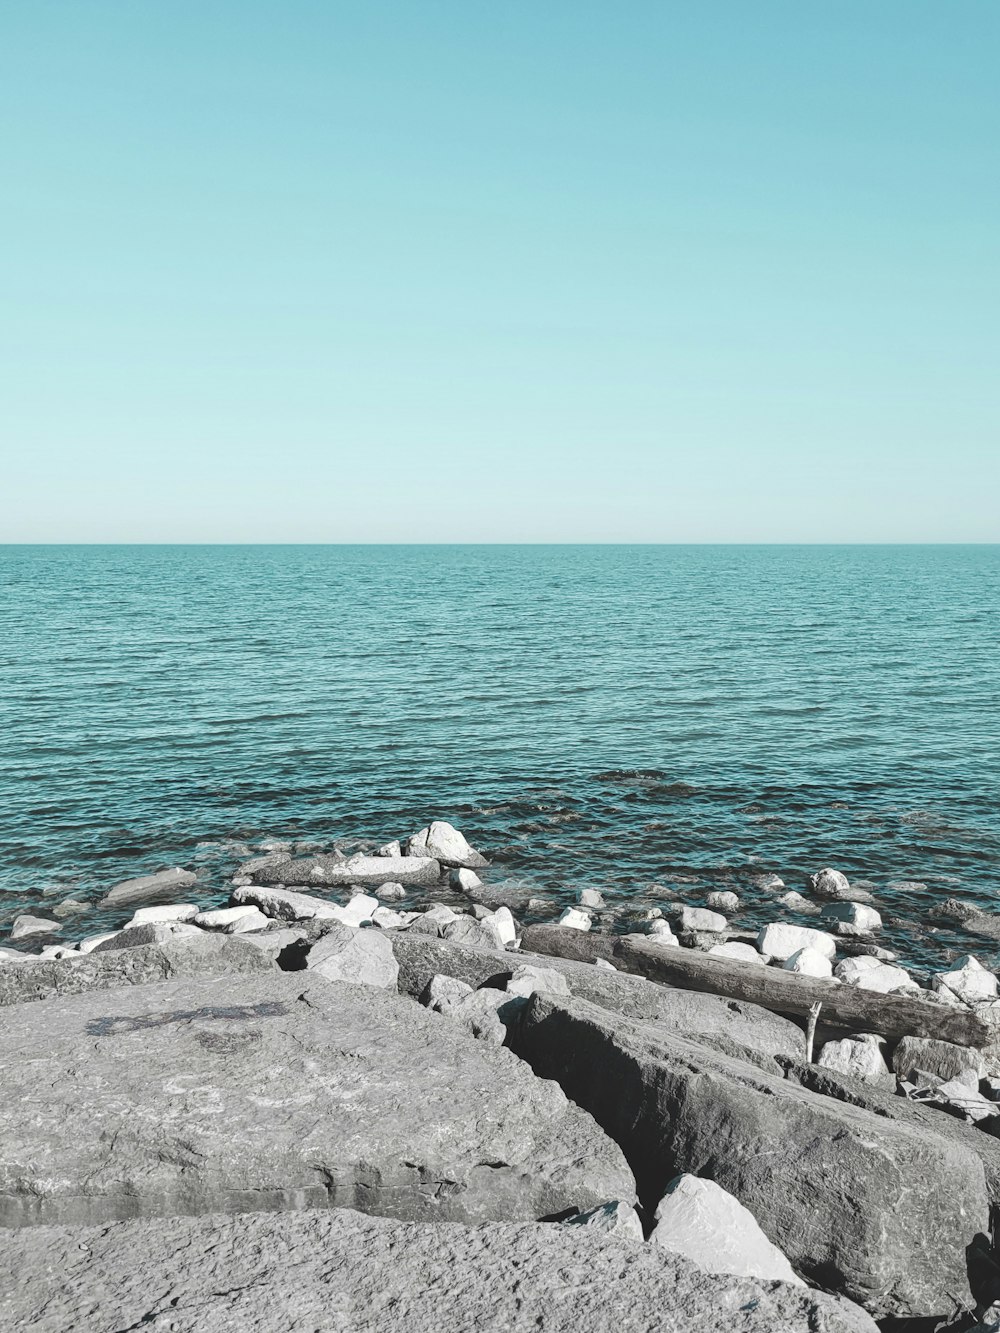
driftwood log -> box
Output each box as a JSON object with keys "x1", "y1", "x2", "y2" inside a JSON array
[{"x1": 517, "y1": 925, "x2": 990, "y2": 1049}]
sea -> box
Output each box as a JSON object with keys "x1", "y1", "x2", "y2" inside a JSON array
[{"x1": 1, "y1": 544, "x2": 998, "y2": 967}]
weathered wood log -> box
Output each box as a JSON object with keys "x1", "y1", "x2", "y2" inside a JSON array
[{"x1": 517, "y1": 926, "x2": 990, "y2": 1048}]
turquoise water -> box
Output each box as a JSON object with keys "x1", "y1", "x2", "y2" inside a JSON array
[{"x1": 1, "y1": 545, "x2": 998, "y2": 963}]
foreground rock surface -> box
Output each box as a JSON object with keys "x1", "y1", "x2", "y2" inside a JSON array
[
  {"x1": 0, "y1": 973, "x2": 633, "y2": 1227},
  {"x1": 0, "y1": 1207, "x2": 878, "y2": 1333},
  {"x1": 513, "y1": 992, "x2": 989, "y2": 1318}
]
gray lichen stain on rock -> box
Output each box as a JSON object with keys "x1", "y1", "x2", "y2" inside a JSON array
[{"x1": 84, "y1": 1000, "x2": 290, "y2": 1037}]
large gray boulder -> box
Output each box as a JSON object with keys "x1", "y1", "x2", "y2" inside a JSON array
[
  {"x1": 389, "y1": 931, "x2": 805, "y2": 1072},
  {"x1": 0, "y1": 934, "x2": 276, "y2": 1008},
  {"x1": 243, "y1": 854, "x2": 442, "y2": 887},
  {"x1": 513, "y1": 992, "x2": 989, "y2": 1318},
  {"x1": 0, "y1": 1207, "x2": 878, "y2": 1333},
  {"x1": 99, "y1": 867, "x2": 197, "y2": 908},
  {"x1": 0, "y1": 973, "x2": 634, "y2": 1228},
  {"x1": 304, "y1": 924, "x2": 399, "y2": 988}
]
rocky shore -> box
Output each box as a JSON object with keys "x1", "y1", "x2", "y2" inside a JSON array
[{"x1": 3, "y1": 820, "x2": 1000, "y2": 1330}]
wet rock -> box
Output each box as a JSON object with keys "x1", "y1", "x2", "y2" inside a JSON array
[
  {"x1": 99, "y1": 867, "x2": 197, "y2": 909},
  {"x1": 835, "y1": 957, "x2": 916, "y2": 994},
  {"x1": 778, "y1": 891, "x2": 821, "y2": 915},
  {"x1": 558, "y1": 906, "x2": 592, "y2": 931},
  {"x1": 443, "y1": 915, "x2": 504, "y2": 950},
  {"x1": 375, "y1": 881, "x2": 406, "y2": 901},
  {"x1": 0, "y1": 1207, "x2": 880, "y2": 1333},
  {"x1": 817, "y1": 1036, "x2": 894, "y2": 1088},
  {"x1": 127, "y1": 904, "x2": 200, "y2": 927},
  {"x1": 578, "y1": 888, "x2": 605, "y2": 909},
  {"x1": 248, "y1": 855, "x2": 443, "y2": 888},
  {"x1": 194, "y1": 906, "x2": 270, "y2": 933},
  {"x1": 821, "y1": 903, "x2": 882, "y2": 934},
  {"x1": 783, "y1": 947, "x2": 834, "y2": 978},
  {"x1": 407, "y1": 821, "x2": 487, "y2": 869},
  {"x1": 934, "y1": 956, "x2": 1000, "y2": 1005},
  {"x1": 304, "y1": 923, "x2": 399, "y2": 989},
  {"x1": 0, "y1": 934, "x2": 276, "y2": 1007},
  {"x1": 514, "y1": 991, "x2": 988, "y2": 1318},
  {"x1": 707, "y1": 891, "x2": 739, "y2": 914},
  {"x1": 808, "y1": 869, "x2": 871, "y2": 902},
  {"x1": 708, "y1": 942, "x2": 763, "y2": 964},
  {"x1": 451, "y1": 867, "x2": 483, "y2": 893},
  {"x1": 751, "y1": 873, "x2": 786, "y2": 893},
  {"x1": 10, "y1": 914, "x2": 62, "y2": 940},
  {"x1": 0, "y1": 973, "x2": 634, "y2": 1227},
  {"x1": 758, "y1": 923, "x2": 836, "y2": 962},
  {"x1": 893, "y1": 1036, "x2": 984, "y2": 1088},
  {"x1": 51, "y1": 898, "x2": 89, "y2": 920},
  {"x1": 650, "y1": 1173, "x2": 803, "y2": 1286},
  {"x1": 677, "y1": 906, "x2": 726, "y2": 933},
  {"x1": 563, "y1": 1199, "x2": 643, "y2": 1240}
]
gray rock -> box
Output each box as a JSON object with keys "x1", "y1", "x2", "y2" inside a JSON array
[
  {"x1": 442, "y1": 915, "x2": 504, "y2": 950},
  {"x1": 77, "y1": 932, "x2": 121, "y2": 954},
  {"x1": 933, "y1": 955, "x2": 1000, "y2": 1005},
  {"x1": 388, "y1": 933, "x2": 805, "y2": 1073},
  {"x1": 513, "y1": 992, "x2": 989, "y2": 1318},
  {"x1": 451, "y1": 867, "x2": 483, "y2": 893},
  {"x1": 706, "y1": 891, "x2": 740, "y2": 914},
  {"x1": 821, "y1": 902, "x2": 882, "y2": 934},
  {"x1": 817, "y1": 1036, "x2": 894, "y2": 1088},
  {"x1": 376, "y1": 840, "x2": 402, "y2": 858},
  {"x1": 231, "y1": 884, "x2": 343, "y2": 921},
  {"x1": 304, "y1": 923, "x2": 399, "y2": 989},
  {"x1": 0, "y1": 934, "x2": 276, "y2": 1007},
  {"x1": 893, "y1": 1035, "x2": 984, "y2": 1088},
  {"x1": 193, "y1": 906, "x2": 270, "y2": 933},
  {"x1": 778, "y1": 891, "x2": 822, "y2": 915},
  {"x1": 437, "y1": 987, "x2": 524, "y2": 1044},
  {"x1": 407, "y1": 821, "x2": 487, "y2": 868},
  {"x1": 758, "y1": 923, "x2": 836, "y2": 962},
  {"x1": 245, "y1": 855, "x2": 442, "y2": 887},
  {"x1": 0, "y1": 973, "x2": 633, "y2": 1227},
  {"x1": 92, "y1": 921, "x2": 203, "y2": 952},
  {"x1": 506, "y1": 964, "x2": 571, "y2": 999},
  {"x1": 99, "y1": 867, "x2": 197, "y2": 909},
  {"x1": 10, "y1": 914, "x2": 62, "y2": 940},
  {"x1": 375, "y1": 881, "x2": 406, "y2": 901},
  {"x1": 419, "y1": 973, "x2": 474, "y2": 1009},
  {"x1": 676, "y1": 906, "x2": 726, "y2": 933},
  {"x1": 809, "y1": 869, "x2": 872, "y2": 902},
  {"x1": 50, "y1": 898, "x2": 90, "y2": 920},
  {"x1": 238, "y1": 926, "x2": 308, "y2": 962},
  {"x1": 578, "y1": 888, "x2": 605, "y2": 909},
  {"x1": 912, "y1": 1078, "x2": 1000, "y2": 1124},
  {"x1": 0, "y1": 1207, "x2": 879, "y2": 1333},
  {"x1": 563, "y1": 1199, "x2": 643, "y2": 1240},
  {"x1": 650, "y1": 1173, "x2": 802, "y2": 1286}
]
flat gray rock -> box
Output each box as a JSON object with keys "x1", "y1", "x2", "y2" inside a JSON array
[
  {"x1": 513, "y1": 992, "x2": 989, "y2": 1319},
  {"x1": 0, "y1": 1207, "x2": 879, "y2": 1333},
  {"x1": 0, "y1": 934, "x2": 276, "y2": 1008},
  {"x1": 389, "y1": 932, "x2": 805, "y2": 1071},
  {"x1": 0, "y1": 973, "x2": 633, "y2": 1228},
  {"x1": 100, "y1": 867, "x2": 198, "y2": 908},
  {"x1": 246, "y1": 854, "x2": 442, "y2": 886}
]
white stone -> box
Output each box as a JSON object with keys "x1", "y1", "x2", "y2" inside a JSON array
[
  {"x1": 407, "y1": 821, "x2": 484, "y2": 867},
  {"x1": 820, "y1": 902, "x2": 882, "y2": 934},
  {"x1": 808, "y1": 868, "x2": 853, "y2": 899},
  {"x1": 506, "y1": 965, "x2": 571, "y2": 1000},
  {"x1": 650, "y1": 1174, "x2": 803, "y2": 1286},
  {"x1": 563, "y1": 1200, "x2": 643, "y2": 1240},
  {"x1": 933, "y1": 956, "x2": 1000, "y2": 1005},
  {"x1": 757, "y1": 923, "x2": 836, "y2": 963},
  {"x1": 78, "y1": 932, "x2": 121, "y2": 954},
  {"x1": 10, "y1": 915, "x2": 62, "y2": 940},
  {"x1": 708, "y1": 942, "x2": 763, "y2": 965},
  {"x1": 595, "y1": 958, "x2": 617, "y2": 971},
  {"x1": 648, "y1": 921, "x2": 677, "y2": 942},
  {"x1": 194, "y1": 906, "x2": 270, "y2": 933},
  {"x1": 578, "y1": 888, "x2": 605, "y2": 910},
  {"x1": 677, "y1": 906, "x2": 727, "y2": 933},
  {"x1": 0, "y1": 947, "x2": 29, "y2": 964},
  {"x1": 330, "y1": 894, "x2": 379, "y2": 929},
  {"x1": 127, "y1": 904, "x2": 200, "y2": 927},
  {"x1": 38, "y1": 945, "x2": 79, "y2": 960},
  {"x1": 783, "y1": 947, "x2": 834, "y2": 979},
  {"x1": 557, "y1": 907, "x2": 592, "y2": 932},
  {"x1": 422, "y1": 904, "x2": 460, "y2": 927},
  {"x1": 487, "y1": 906, "x2": 517, "y2": 946},
  {"x1": 777, "y1": 891, "x2": 821, "y2": 915},
  {"x1": 818, "y1": 1036, "x2": 894, "y2": 1087},
  {"x1": 451, "y1": 867, "x2": 483, "y2": 893},
  {"x1": 305, "y1": 927, "x2": 399, "y2": 989},
  {"x1": 420, "y1": 973, "x2": 474, "y2": 1010},
  {"x1": 376, "y1": 881, "x2": 406, "y2": 901},
  {"x1": 376, "y1": 841, "x2": 402, "y2": 858},
  {"x1": 707, "y1": 891, "x2": 739, "y2": 915},
  {"x1": 836, "y1": 957, "x2": 915, "y2": 994},
  {"x1": 370, "y1": 906, "x2": 406, "y2": 929}
]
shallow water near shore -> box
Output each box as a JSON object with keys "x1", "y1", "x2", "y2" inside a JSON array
[{"x1": 1, "y1": 544, "x2": 998, "y2": 967}]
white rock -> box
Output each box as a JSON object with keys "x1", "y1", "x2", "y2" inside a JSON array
[
  {"x1": 783, "y1": 947, "x2": 834, "y2": 979},
  {"x1": 808, "y1": 868, "x2": 853, "y2": 899},
  {"x1": 407, "y1": 821, "x2": 485, "y2": 867},
  {"x1": 305, "y1": 927, "x2": 399, "y2": 989},
  {"x1": 231, "y1": 886, "x2": 343, "y2": 922},
  {"x1": 677, "y1": 906, "x2": 727, "y2": 933},
  {"x1": 330, "y1": 894, "x2": 380, "y2": 929},
  {"x1": 371, "y1": 906, "x2": 406, "y2": 929},
  {"x1": 818, "y1": 1036, "x2": 894, "y2": 1087},
  {"x1": 194, "y1": 906, "x2": 270, "y2": 933},
  {"x1": 757, "y1": 923, "x2": 836, "y2": 963},
  {"x1": 422, "y1": 904, "x2": 460, "y2": 927},
  {"x1": 487, "y1": 906, "x2": 517, "y2": 946},
  {"x1": 820, "y1": 902, "x2": 882, "y2": 934},
  {"x1": 595, "y1": 957, "x2": 617, "y2": 971},
  {"x1": 706, "y1": 891, "x2": 739, "y2": 915},
  {"x1": 708, "y1": 942, "x2": 763, "y2": 965},
  {"x1": 778, "y1": 891, "x2": 821, "y2": 915},
  {"x1": 127, "y1": 904, "x2": 200, "y2": 927},
  {"x1": 648, "y1": 920, "x2": 677, "y2": 942},
  {"x1": 38, "y1": 945, "x2": 79, "y2": 960},
  {"x1": 563, "y1": 1200, "x2": 643, "y2": 1240},
  {"x1": 10, "y1": 915, "x2": 62, "y2": 940},
  {"x1": 376, "y1": 841, "x2": 402, "y2": 858},
  {"x1": 557, "y1": 907, "x2": 592, "y2": 932},
  {"x1": 451, "y1": 867, "x2": 483, "y2": 893},
  {"x1": 442, "y1": 916, "x2": 505, "y2": 950},
  {"x1": 506, "y1": 965, "x2": 571, "y2": 1000},
  {"x1": 578, "y1": 888, "x2": 605, "y2": 910},
  {"x1": 420, "y1": 973, "x2": 474, "y2": 1010},
  {"x1": 649, "y1": 1174, "x2": 803, "y2": 1286},
  {"x1": 78, "y1": 932, "x2": 121, "y2": 954},
  {"x1": 933, "y1": 955, "x2": 1000, "y2": 1005},
  {"x1": 836, "y1": 957, "x2": 915, "y2": 994},
  {"x1": 0, "y1": 947, "x2": 29, "y2": 964},
  {"x1": 376, "y1": 881, "x2": 406, "y2": 901}
]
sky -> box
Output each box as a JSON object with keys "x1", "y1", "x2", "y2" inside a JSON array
[{"x1": 1, "y1": 3, "x2": 997, "y2": 542}]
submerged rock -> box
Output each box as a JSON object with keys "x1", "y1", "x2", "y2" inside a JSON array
[
  {"x1": 706, "y1": 891, "x2": 740, "y2": 914},
  {"x1": 808, "y1": 869, "x2": 871, "y2": 902},
  {"x1": 10, "y1": 914, "x2": 62, "y2": 940},
  {"x1": 99, "y1": 867, "x2": 197, "y2": 909}
]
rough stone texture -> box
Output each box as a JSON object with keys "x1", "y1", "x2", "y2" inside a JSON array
[
  {"x1": 419, "y1": 973, "x2": 473, "y2": 1009},
  {"x1": 778, "y1": 891, "x2": 822, "y2": 915},
  {"x1": 231, "y1": 884, "x2": 343, "y2": 921},
  {"x1": 451, "y1": 867, "x2": 483, "y2": 893},
  {"x1": 128, "y1": 904, "x2": 201, "y2": 927},
  {"x1": 92, "y1": 921, "x2": 203, "y2": 952},
  {"x1": 375, "y1": 881, "x2": 406, "y2": 901},
  {"x1": 245, "y1": 855, "x2": 443, "y2": 887},
  {"x1": 677, "y1": 906, "x2": 727, "y2": 933},
  {"x1": 817, "y1": 1036, "x2": 894, "y2": 1088},
  {"x1": 913, "y1": 1079, "x2": 999, "y2": 1124},
  {"x1": 934, "y1": 956, "x2": 1000, "y2": 1005},
  {"x1": 238, "y1": 926, "x2": 308, "y2": 962},
  {"x1": 758, "y1": 923, "x2": 836, "y2": 962},
  {"x1": 650, "y1": 1174, "x2": 803, "y2": 1286},
  {"x1": 647, "y1": 919, "x2": 676, "y2": 942},
  {"x1": 488, "y1": 905, "x2": 517, "y2": 945},
  {"x1": 388, "y1": 933, "x2": 805, "y2": 1073},
  {"x1": 0, "y1": 1208, "x2": 879, "y2": 1333},
  {"x1": 100, "y1": 867, "x2": 198, "y2": 908},
  {"x1": 0, "y1": 973, "x2": 633, "y2": 1228},
  {"x1": 194, "y1": 906, "x2": 270, "y2": 933},
  {"x1": 304, "y1": 923, "x2": 399, "y2": 989},
  {"x1": 506, "y1": 964, "x2": 571, "y2": 999},
  {"x1": 0, "y1": 934, "x2": 276, "y2": 1007},
  {"x1": 437, "y1": 988, "x2": 524, "y2": 1044},
  {"x1": 893, "y1": 1035, "x2": 984, "y2": 1086},
  {"x1": 578, "y1": 888, "x2": 605, "y2": 909},
  {"x1": 513, "y1": 992, "x2": 989, "y2": 1318},
  {"x1": 821, "y1": 902, "x2": 882, "y2": 934},
  {"x1": 558, "y1": 906, "x2": 592, "y2": 931},
  {"x1": 442, "y1": 915, "x2": 504, "y2": 950},
  {"x1": 78, "y1": 932, "x2": 120, "y2": 954},
  {"x1": 563, "y1": 1199, "x2": 643, "y2": 1240},
  {"x1": 407, "y1": 820, "x2": 487, "y2": 868},
  {"x1": 9, "y1": 914, "x2": 62, "y2": 940},
  {"x1": 51, "y1": 897, "x2": 89, "y2": 919},
  {"x1": 707, "y1": 891, "x2": 740, "y2": 914},
  {"x1": 783, "y1": 946, "x2": 834, "y2": 978}
]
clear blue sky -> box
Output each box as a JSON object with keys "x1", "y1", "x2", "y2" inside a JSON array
[{"x1": 2, "y1": 3, "x2": 997, "y2": 541}]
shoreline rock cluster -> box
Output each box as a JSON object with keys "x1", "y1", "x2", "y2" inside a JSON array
[{"x1": 3, "y1": 820, "x2": 1000, "y2": 1330}]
